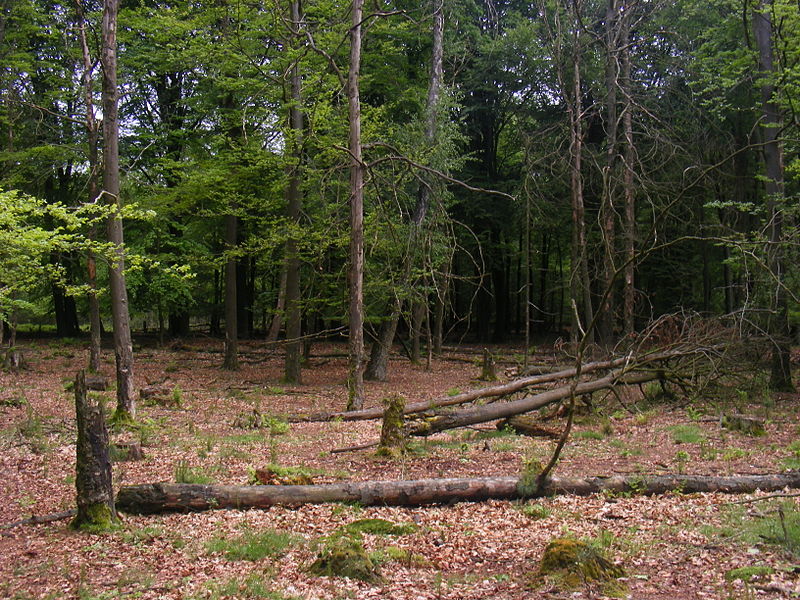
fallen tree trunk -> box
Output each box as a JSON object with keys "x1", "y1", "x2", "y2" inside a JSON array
[
  {"x1": 405, "y1": 369, "x2": 659, "y2": 437},
  {"x1": 291, "y1": 355, "x2": 639, "y2": 422},
  {"x1": 117, "y1": 471, "x2": 800, "y2": 514}
]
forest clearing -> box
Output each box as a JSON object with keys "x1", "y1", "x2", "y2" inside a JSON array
[{"x1": 2, "y1": 337, "x2": 800, "y2": 600}]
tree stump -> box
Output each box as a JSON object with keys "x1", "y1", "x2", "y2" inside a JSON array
[
  {"x1": 140, "y1": 384, "x2": 179, "y2": 407},
  {"x1": 479, "y1": 348, "x2": 497, "y2": 381},
  {"x1": 110, "y1": 441, "x2": 144, "y2": 461},
  {"x1": 376, "y1": 394, "x2": 406, "y2": 457},
  {"x1": 721, "y1": 414, "x2": 766, "y2": 436},
  {"x1": 72, "y1": 370, "x2": 116, "y2": 530}
]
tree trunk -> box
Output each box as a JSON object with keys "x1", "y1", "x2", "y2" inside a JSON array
[
  {"x1": 621, "y1": 5, "x2": 636, "y2": 336},
  {"x1": 365, "y1": 308, "x2": 400, "y2": 381},
  {"x1": 101, "y1": 0, "x2": 135, "y2": 420},
  {"x1": 223, "y1": 212, "x2": 239, "y2": 370},
  {"x1": 284, "y1": 0, "x2": 304, "y2": 384},
  {"x1": 72, "y1": 370, "x2": 116, "y2": 529},
  {"x1": 568, "y1": 28, "x2": 593, "y2": 345},
  {"x1": 117, "y1": 471, "x2": 800, "y2": 514},
  {"x1": 753, "y1": 0, "x2": 794, "y2": 392},
  {"x1": 405, "y1": 369, "x2": 658, "y2": 437},
  {"x1": 598, "y1": 0, "x2": 619, "y2": 346},
  {"x1": 346, "y1": 0, "x2": 366, "y2": 410}
]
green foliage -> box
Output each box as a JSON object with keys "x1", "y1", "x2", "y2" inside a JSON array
[
  {"x1": 519, "y1": 502, "x2": 552, "y2": 520},
  {"x1": 205, "y1": 528, "x2": 299, "y2": 562}
]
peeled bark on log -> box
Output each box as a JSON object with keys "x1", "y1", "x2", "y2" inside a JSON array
[
  {"x1": 117, "y1": 471, "x2": 800, "y2": 514},
  {"x1": 405, "y1": 370, "x2": 659, "y2": 437}
]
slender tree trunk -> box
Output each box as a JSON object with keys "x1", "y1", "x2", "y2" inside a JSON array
[
  {"x1": 364, "y1": 0, "x2": 444, "y2": 380},
  {"x1": 621, "y1": 1, "x2": 636, "y2": 336},
  {"x1": 223, "y1": 212, "x2": 239, "y2": 370},
  {"x1": 101, "y1": 0, "x2": 135, "y2": 420},
  {"x1": 283, "y1": 0, "x2": 304, "y2": 384},
  {"x1": 76, "y1": 0, "x2": 102, "y2": 372},
  {"x1": 753, "y1": 0, "x2": 794, "y2": 392},
  {"x1": 346, "y1": 0, "x2": 366, "y2": 410}
]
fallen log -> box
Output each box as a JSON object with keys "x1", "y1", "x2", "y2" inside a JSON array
[
  {"x1": 291, "y1": 355, "x2": 640, "y2": 423},
  {"x1": 405, "y1": 369, "x2": 659, "y2": 437},
  {"x1": 116, "y1": 471, "x2": 800, "y2": 514}
]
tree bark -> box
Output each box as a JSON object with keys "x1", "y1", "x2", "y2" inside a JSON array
[
  {"x1": 283, "y1": 0, "x2": 304, "y2": 384},
  {"x1": 621, "y1": 4, "x2": 636, "y2": 336},
  {"x1": 753, "y1": 1, "x2": 795, "y2": 392},
  {"x1": 346, "y1": 0, "x2": 366, "y2": 410},
  {"x1": 101, "y1": 0, "x2": 135, "y2": 419},
  {"x1": 72, "y1": 370, "x2": 116, "y2": 528},
  {"x1": 117, "y1": 471, "x2": 800, "y2": 514}
]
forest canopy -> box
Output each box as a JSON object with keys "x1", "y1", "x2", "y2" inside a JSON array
[{"x1": 0, "y1": 0, "x2": 797, "y2": 388}]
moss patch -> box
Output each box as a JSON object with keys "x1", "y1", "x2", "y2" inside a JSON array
[{"x1": 343, "y1": 518, "x2": 417, "y2": 536}]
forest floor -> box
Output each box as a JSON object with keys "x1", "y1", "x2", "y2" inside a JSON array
[{"x1": 1, "y1": 338, "x2": 800, "y2": 600}]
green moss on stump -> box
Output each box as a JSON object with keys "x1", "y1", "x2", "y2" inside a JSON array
[
  {"x1": 344, "y1": 518, "x2": 417, "y2": 536},
  {"x1": 70, "y1": 502, "x2": 116, "y2": 532},
  {"x1": 538, "y1": 538, "x2": 625, "y2": 590},
  {"x1": 307, "y1": 534, "x2": 381, "y2": 582}
]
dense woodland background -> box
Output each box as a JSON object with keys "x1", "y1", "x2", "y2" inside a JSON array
[{"x1": 1, "y1": 0, "x2": 798, "y2": 397}]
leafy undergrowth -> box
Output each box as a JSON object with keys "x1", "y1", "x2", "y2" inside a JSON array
[{"x1": 1, "y1": 338, "x2": 799, "y2": 599}]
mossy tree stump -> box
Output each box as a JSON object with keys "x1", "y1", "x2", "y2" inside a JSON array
[
  {"x1": 376, "y1": 394, "x2": 406, "y2": 457},
  {"x1": 538, "y1": 538, "x2": 625, "y2": 593},
  {"x1": 72, "y1": 370, "x2": 117, "y2": 530}
]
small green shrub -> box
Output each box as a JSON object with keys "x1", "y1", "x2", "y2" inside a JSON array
[
  {"x1": 669, "y1": 424, "x2": 706, "y2": 444},
  {"x1": 206, "y1": 529, "x2": 298, "y2": 561},
  {"x1": 724, "y1": 565, "x2": 774, "y2": 583},
  {"x1": 174, "y1": 460, "x2": 215, "y2": 484},
  {"x1": 520, "y1": 502, "x2": 551, "y2": 520}
]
